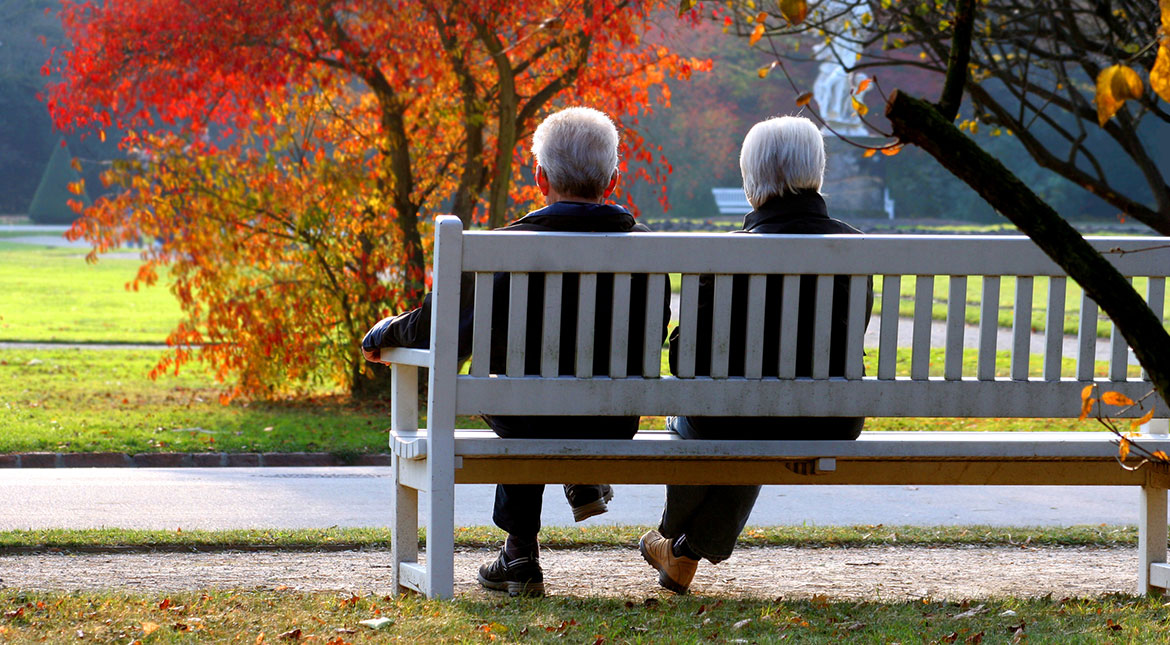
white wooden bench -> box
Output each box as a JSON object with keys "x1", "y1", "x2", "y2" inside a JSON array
[{"x1": 384, "y1": 215, "x2": 1170, "y2": 598}]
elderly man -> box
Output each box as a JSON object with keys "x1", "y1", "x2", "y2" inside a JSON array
[
  {"x1": 638, "y1": 115, "x2": 874, "y2": 594},
  {"x1": 362, "y1": 107, "x2": 669, "y2": 597}
]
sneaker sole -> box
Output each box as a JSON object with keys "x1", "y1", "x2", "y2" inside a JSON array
[
  {"x1": 478, "y1": 572, "x2": 545, "y2": 597},
  {"x1": 638, "y1": 537, "x2": 690, "y2": 595},
  {"x1": 571, "y1": 488, "x2": 615, "y2": 522}
]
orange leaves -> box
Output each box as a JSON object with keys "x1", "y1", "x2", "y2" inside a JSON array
[
  {"x1": 749, "y1": 23, "x2": 766, "y2": 46},
  {"x1": 1101, "y1": 392, "x2": 1134, "y2": 407},
  {"x1": 1079, "y1": 385, "x2": 1096, "y2": 421},
  {"x1": 780, "y1": 0, "x2": 808, "y2": 26},
  {"x1": 1095, "y1": 65, "x2": 1143, "y2": 126},
  {"x1": 758, "y1": 61, "x2": 777, "y2": 78},
  {"x1": 795, "y1": 91, "x2": 813, "y2": 107},
  {"x1": 1153, "y1": 0, "x2": 1170, "y2": 104}
]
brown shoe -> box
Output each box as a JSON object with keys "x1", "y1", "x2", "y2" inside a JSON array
[{"x1": 638, "y1": 530, "x2": 697, "y2": 594}]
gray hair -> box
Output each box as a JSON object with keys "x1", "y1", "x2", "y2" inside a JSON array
[
  {"x1": 531, "y1": 107, "x2": 619, "y2": 200},
  {"x1": 739, "y1": 116, "x2": 825, "y2": 209}
]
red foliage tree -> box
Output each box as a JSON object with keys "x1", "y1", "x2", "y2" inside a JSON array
[{"x1": 46, "y1": 0, "x2": 708, "y2": 398}]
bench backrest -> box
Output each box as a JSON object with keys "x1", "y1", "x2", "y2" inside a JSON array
[
  {"x1": 710, "y1": 188, "x2": 752, "y2": 215},
  {"x1": 426, "y1": 216, "x2": 1169, "y2": 420}
]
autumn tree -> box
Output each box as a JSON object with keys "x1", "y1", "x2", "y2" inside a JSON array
[
  {"x1": 48, "y1": 0, "x2": 706, "y2": 398},
  {"x1": 700, "y1": 0, "x2": 1170, "y2": 408}
]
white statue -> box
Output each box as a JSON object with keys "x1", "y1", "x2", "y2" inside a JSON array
[{"x1": 811, "y1": 1, "x2": 872, "y2": 137}]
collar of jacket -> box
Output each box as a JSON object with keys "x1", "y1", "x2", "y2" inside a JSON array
[
  {"x1": 505, "y1": 201, "x2": 637, "y2": 232},
  {"x1": 742, "y1": 190, "x2": 828, "y2": 231}
]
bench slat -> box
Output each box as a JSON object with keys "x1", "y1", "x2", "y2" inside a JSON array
[
  {"x1": 541, "y1": 273, "x2": 563, "y2": 377},
  {"x1": 1145, "y1": 278, "x2": 1166, "y2": 381},
  {"x1": 945, "y1": 276, "x2": 966, "y2": 381},
  {"x1": 978, "y1": 276, "x2": 1000, "y2": 380},
  {"x1": 1110, "y1": 280, "x2": 1131, "y2": 381},
  {"x1": 451, "y1": 376, "x2": 1158, "y2": 418},
  {"x1": 677, "y1": 274, "x2": 700, "y2": 378},
  {"x1": 710, "y1": 274, "x2": 734, "y2": 379},
  {"x1": 1077, "y1": 290, "x2": 1098, "y2": 381},
  {"x1": 609, "y1": 273, "x2": 632, "y2": 378},
  {"x1": 1044, "y1": 276, "x2": 1066, "y2": 382},
  {"x1": 458, "y1": 233, "x2": 1170, "y2": 276},
  {"x1": 779, "y1": 274, "x2": 800, "y2": 378},
  {"x1": 1012, "y1": 276, "x2": 1034, "y2": 381},
  {"x1": 506, "y1": 273, "x2": 529, "y2": 377},
  {"x1": 470, "y1": 273, "x2": 493, "y2": 377},
  {"x1": 845, "y1": 275, "x2": 867, "y2": 380},
  {"x1": 878, "y1": 275, "x2": 900, "y2": 380},
  {"x1": 575, "y1": 273, "x2": 597, "y2": 377},
  {"x1": 393, "y1": 428, "x2": 1170, "y2": 460},
  {"x1": 642, "y1": 274, "x2": 666, "y2": 378},
  {"x1": 743, "y1": 274, "x2": 767, "y2": 379},
  {"x1": 812, "y1": 275, "x2": 834, "y2": 380},
  {"x1": 912, "y1": 275, "x2": 933, "y2": 380}
]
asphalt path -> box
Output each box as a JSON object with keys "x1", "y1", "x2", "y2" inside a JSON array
[{"x1": 0, "y1": 467, "x2": 1141, "y2": 531}]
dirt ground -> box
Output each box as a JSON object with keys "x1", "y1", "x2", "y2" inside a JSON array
[{"x1": 0, "y1": 544, "x2": 1140, "y2": 600}]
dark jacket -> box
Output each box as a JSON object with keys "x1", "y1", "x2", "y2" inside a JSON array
[
  {"x1": 363, "y1": 201, "x2": 671, "y2": 438},
  {"x1": 667, "y1": 189, "x2": 874, "y2": 437}
]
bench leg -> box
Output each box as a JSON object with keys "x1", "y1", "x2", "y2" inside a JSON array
[
  {"x1": 425, "y1": 452, "x2": 456, "y2": 599},
  {"x1": 391, "y1": 453, "x2": 419, "y2": 596},
  {"x1": 1139, "y1": 484, "x2": 1168, "y2": 595}
]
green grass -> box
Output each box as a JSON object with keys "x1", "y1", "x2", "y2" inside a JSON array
[
  {"x1": 0, "y1": 524, "x2": 1142, "y2": 553},
  {"x1": 0, "y1": 245, "x2": 181, "y2": 343},
  {"x1": 2, "y1": 589, "x2": 1168, "y2": 643},
  {"x1": 0, "y1": 348, "x2": 494, "y2": 454}
]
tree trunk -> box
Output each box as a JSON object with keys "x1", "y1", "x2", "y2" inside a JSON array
[{"x1": 885, "y1": 90, "x2": 1170, "y2": 408}]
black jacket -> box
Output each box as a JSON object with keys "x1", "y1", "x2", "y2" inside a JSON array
[
  {"x1": 667, "y1": 190, "x2": 874, "y2": 436},
  {"x1": 363, "y1": 201, "x2": 671, "y2": 437}
]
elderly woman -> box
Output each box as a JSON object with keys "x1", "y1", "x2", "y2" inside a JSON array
[{"x1": 639, "y1": 115, "x2": 874, "y2": 594}]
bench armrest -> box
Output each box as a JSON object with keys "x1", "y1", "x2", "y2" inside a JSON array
[{"x1": 380, "y1": 347, "x2": 431, "y2": 367}]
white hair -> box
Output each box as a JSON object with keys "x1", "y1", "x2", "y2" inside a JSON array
[
  {"x1": 739, "y1": 116, "x2": 825, "y2": 208},
  {"x1": 531, "y1": 106, "x2": 619, "y2": 199}
]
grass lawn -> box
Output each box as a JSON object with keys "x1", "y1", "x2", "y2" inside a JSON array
[
  {"x1": 0, "y1": 524, "x2": 1141, "y2": 552},
  {"x1": 0, "y1": 243, "x2": 181, "y2": 343},
  {"x1": 2, "y1": 589, "x2": 1168, "y2": 643}
]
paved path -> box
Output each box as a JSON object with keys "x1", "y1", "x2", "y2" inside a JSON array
[{"x1": 0, "y1": 467, "x2": 1143, "y2": 531}]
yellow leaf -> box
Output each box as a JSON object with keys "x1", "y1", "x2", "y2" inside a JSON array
[
  {"x1": 863, "y1": 148, "x2": 877, "y2": 158},
  {"x1": 1096, "y1": 65, "x2": 1144, "y2": 126},
  {"x1": 1131, "y1": 407, "x2": 1157, "y2": 429},
  {"x1": 851, "y1": 96, "x2": 868, "y2": 116},
  {"x1": 757, "y1": 62, "x2": 775, "y2": 78},
  {"x1": 1102, "y1": 391, "x2": 1135, "y2": 406},
  {"x1": 1153, "y1": 450, "x2": 1169, "y2": 461},
  {"x1": 99, "y1": 129, "x2": 106, "y2": 143},
  {"x1": 880, "y1": 145, "x2": 903, "y2": 157},
  {"x1": 1082, "y1": 385, "x2": 1095, "y2": 403},
  {"x1": 795, "y1": 91, "x2": 813, "y2": 106},
  {"x1": 780, "y1": 0, "x2": 808, "y2": 25},
  {"x1": 1079, "y1": 397, "x2": 1096, "y2": 421},
  {"x1": 856, "y1": 78, "x2": 872, "y2": 94},
  {"x1": 1163, "y1": 0, "x2": 1170, "y2": 28},
  {"x1": 1151, "y1": 41, "x2": 1170, "y2": 105},
  {"x1": 142, "y1": 622, "x2": 160, "y2": 636},
  {"x1": 1119, "y1": 437, "x2": 1131, "y2": 461},
  {"x1": 750, "y1": 22, "x2": 765, "y2": 46}
]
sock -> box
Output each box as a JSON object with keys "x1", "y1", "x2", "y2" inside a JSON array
[
  {"x1": 672, "y1": 535, "x2": 701, "y2": 561},
  {"x1": 504, "y1": 534, "x2": 538, "y2": 560}
]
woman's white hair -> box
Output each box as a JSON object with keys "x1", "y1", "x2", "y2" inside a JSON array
[
  {"x1": 531, "y1": 106, "x2": 619, "y2": 199},
  {"x1": 739, "y1": 116, "x2": 825, "y2": 209}
]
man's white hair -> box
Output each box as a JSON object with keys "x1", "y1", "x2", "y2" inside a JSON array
[
  {"x1": 531, "y1": 106, "x2": 619, "y2": 200},
  {"x1": 739, "y1": 116, "x2": 825, "y2": 209}
]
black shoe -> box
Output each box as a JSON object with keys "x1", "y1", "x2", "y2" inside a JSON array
[
  {"x1": 563, "y1": 484, "x2": 614, "y2": 522},
  {"x1": 477, "y1": 548, "x2": 545, "y2": 597}
]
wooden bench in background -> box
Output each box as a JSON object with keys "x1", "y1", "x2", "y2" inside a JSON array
[{"x1": 384, "y1": 215, "x2": 1170, "y2": 598}]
